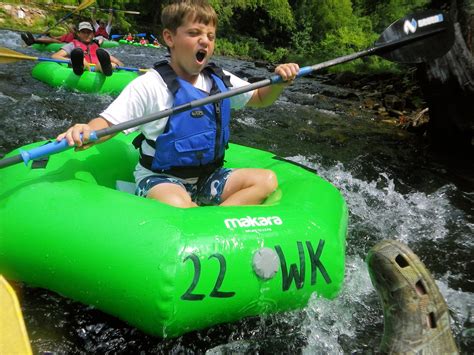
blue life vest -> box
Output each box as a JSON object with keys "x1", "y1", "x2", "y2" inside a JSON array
[{"x1": 133, "y1": 61, "x2": 233, "y2": 179}]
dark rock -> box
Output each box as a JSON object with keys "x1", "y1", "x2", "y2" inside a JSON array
[
  {"x1": 383, "y1": 95, "x2": 406, "y2": 111},
  {"x1": 416, "y1": 0, "x2": 474, "y2": 152},
  {"x1": 247, "y1": 76, "x2": 265, "y2": 83},
  {"x1": 254, "y1": 60, "x2": 269, "y2": 68},
  {"x1": 318, "y1": 87, "x2": 360, "y2": 100},
  {"x1": 332, "y1": 71, "x2": 360, "y2": 85}
]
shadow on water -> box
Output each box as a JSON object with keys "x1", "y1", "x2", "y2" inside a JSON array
[{"x1": 1, "y1": 30, "x2": 472, "y2": 353}]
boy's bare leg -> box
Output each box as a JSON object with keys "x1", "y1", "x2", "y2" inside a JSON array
[
  {"x1": 35, "y1": 37, "x2": 62, "y2": 44},
  {"x1": 147, "y1": 183, "x2": 198, "y2": 208},
  {"x1": 220, "y1": 168, "x2": 278, "y2": 206}
]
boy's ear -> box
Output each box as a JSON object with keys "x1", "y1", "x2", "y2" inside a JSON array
[{"x1": 162, "y1": 29, "x2": 174, "y2": 48}]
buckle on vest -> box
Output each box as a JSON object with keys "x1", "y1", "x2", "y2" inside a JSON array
[{"x1": 190, "y1": 110, "x2": 205, "y2": 118}]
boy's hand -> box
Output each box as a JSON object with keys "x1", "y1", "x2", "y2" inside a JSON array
[
  {"x1": 274, "y1": 63, "x2": 299, "y2": 84},
  {"x1": 56, "y1": 124, "x2": 94, "y2": 150}
]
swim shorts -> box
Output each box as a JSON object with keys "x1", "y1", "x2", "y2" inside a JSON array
[{"x1": 136, "y1": 168, "x2": 234, "y2": 206}]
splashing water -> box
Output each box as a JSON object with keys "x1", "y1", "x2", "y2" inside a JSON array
[
  {"x1": 302, "y1": 257, "x2": 377, "y2": 353},
  {"x1": 285, "y1": 154, "x2": 473, "y2": 352}
]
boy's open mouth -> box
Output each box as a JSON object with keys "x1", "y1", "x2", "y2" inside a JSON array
[{"x1": 196, "y1": 50, "x2": 206, "y2": 63}]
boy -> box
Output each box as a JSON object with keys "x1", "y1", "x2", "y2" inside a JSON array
[
  {"x1": 21, "y1": 24, "x2": 76, "y2": 46},
  {"x1": 91, "y1": 7, "x2": 113, "y2": 40},
  {"x1": 52, "y1": 22, "x2": 123, "y2": 76},
  {"x1": 57, "y1": 0, "x2": 299, "y2": 208}
]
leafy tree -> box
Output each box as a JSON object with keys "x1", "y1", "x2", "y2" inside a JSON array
[
  {"x1": 369, "y1": 0, "x2": 430, "y2": 32},
  {"x1": 292, "y1": 0, "x2": 354, "y2": 42},
  {"x1": 212, "y1": 0, "x2": 295, "y2": 47}
]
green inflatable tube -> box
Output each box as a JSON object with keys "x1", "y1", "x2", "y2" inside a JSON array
[
  {"x1": 0, "y1": 133, "x2": 348, "y2": 337},
  {"x1": 118, "y1": 39, "x2": 161, "y2": 49},
  {"x1": 31, "y1": 62, "x2": 138, "y2": 95},
  {"x1": 31, "y1": 40, "x2": 119, "y2": 52},
  {"x1": 98, "y1": 40, "x2": 120, "y2": 49},
  {"x1": 31, "y1": 42, "x2": 63, "y2": 52}
]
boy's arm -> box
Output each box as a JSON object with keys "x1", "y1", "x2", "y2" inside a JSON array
[
  {"x1": 247, "y1": 63, "x2": 299, "y2": 108},
  {"x1": 108, "y1": 9, "x2": 113, "y2": 26},
  {"x1": 51, "y1": 49, "x2": 68, "y2": 60},
  {"x1": 110, "y1": 55, "x2": 124, "y2": 67},
  {"x1": 91, "y1": 7, "x2": 97, "y2": 24}
]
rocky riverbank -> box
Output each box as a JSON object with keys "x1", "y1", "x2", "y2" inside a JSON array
[
  {"x1": 251, "y1": 59, "x2": 428, "y2": 130},
  {"x1": 0, "y1": 2, "x2": 49, "y2": 33},
  {"x1": 323, "y1": 70, "x2": 430, "y2": 131}
]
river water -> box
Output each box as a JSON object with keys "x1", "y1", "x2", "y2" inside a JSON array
[{"x1": 0, "y1": 30, "x2": 472, "y2": 353}]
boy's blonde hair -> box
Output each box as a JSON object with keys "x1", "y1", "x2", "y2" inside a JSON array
[{"x1": 161, "y1": 0, "x2": 217, "y2": 32}]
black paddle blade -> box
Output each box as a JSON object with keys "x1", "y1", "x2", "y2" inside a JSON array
[{"x1": 375, "y1": 10, "x2": 454, "y2": 64}]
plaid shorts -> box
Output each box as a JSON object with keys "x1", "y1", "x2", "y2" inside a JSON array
[{"x1": 135, "y1": 168, "x2": 234, "y2": 206}]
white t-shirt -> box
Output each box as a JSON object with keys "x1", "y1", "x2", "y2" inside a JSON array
[{"x1": 100, "y1": 68, "x2": 254, "y2": 183}]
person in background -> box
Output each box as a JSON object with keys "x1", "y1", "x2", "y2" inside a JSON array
[
  {"x1": 52, "y1": 22, "x2": 123, "y2": 76},
  {"x1": 124, "y1": 33, "x2": 134, "y2": 42},
  {"x1": 91, "y1": 7, "x2": 113, "y2": 41},
  {"x1": 21, "y1": 23, "x2": 76, "y2": 46},
  {"x1": 139, "y1": 37, "x2": 148, "y2": 45},
  {"x1": 56, "y1": 0, "x2": 299, "y2": 208}
]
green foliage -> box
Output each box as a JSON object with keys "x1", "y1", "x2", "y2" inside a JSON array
[
  {"x1": 315, "y1": 16, "x2": 376, "y2": 61},
  {"x1": 213, "y1": 0, "x2": 295, "y2": 27},
  {"x1": 215, "y1": 38, "x2": 245, "y2": 58},
  {"x1": 1, "y1": 0, "x2": 432, "y2": 74},
  {"x1": 215, "y1": 36, "x2": 288, "y2": 63},
  {"x1": 290, "y1": 18, "x2": 316, "y2": 55},
  {"x1": 366, "y1": 0, "x2": 431, "y2": 32}
]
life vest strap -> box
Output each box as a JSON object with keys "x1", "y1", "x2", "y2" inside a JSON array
[{"x1": 153, "y1": 60, "x2": 233, "y2": 93}]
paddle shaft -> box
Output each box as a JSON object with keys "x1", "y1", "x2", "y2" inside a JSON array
[
  {"x1": 0, "y1": 20, "x2": 449, "y2": 169},
  {"x1": 99, "y1": 26, "x2": 446, "y2": 137},
  {"x1": 42, "y1": 15, "x2": 74, "y2": 35},
  {"x1": 64, "y1": 5, "x2": 140, "y2": 14}
]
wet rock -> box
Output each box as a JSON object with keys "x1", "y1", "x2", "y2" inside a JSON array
[
  {"x1": 387, "y1": 109, "x2": 405, "y2": 118},
  {"x1": 247, "y1": 76, "x2": 266, "y2": 83},
  {"x1": 318, "y1": 87, "x2": 360, "y2": 101},
  {"x1": 362, "y1": 97, "x2": 378, "y2": 110},
  {"x1": 383, "y1": 95, "x2": 406, "y2": 111},
  {"x1": 284, "y1": 91, "x2": 318, "y2": 106},
  {"x1": 399, "y1": 108, "x2": 430, "y2": 131},
  {"x1": 332, "y1": 71, "x2": 360, "y2": 85},
  {"x1": 253, "y1": 60, "x2": 266, "y2": 68},
  {"x1": 321, "y1": 70, "x2": 428, "y2": 127}
]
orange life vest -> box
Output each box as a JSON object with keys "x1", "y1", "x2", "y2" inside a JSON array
[
  {"x1": 59, "y1": 32, "x2": 74, "y2": 43},
  {"x1": 95, "y1": 26, "x2": 109, "y2": 39},
  {"x1": 72, "y1": 39, "x2": 99, "y2": 64}
]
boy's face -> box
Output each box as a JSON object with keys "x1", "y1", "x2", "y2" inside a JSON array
[
  {"x1": 77, "y1": 29, "x2": 94, "y2": 44},
  {"x1": 163, "y1": 15, "x2": 216, "y2": 81}
]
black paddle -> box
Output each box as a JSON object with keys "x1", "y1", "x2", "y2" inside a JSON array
[{"x1": 0, "y1": 10, "x2": 454, "y2": 169}]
